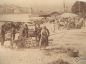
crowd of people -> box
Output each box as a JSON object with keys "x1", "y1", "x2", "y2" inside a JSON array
[
  {"x1": 57, "y1": 17, "x2": 84, "y2": 30},
  {"x1": 0, "y1": 22, "x2": 50, "y2": 49},
  {"x1": 0, "y1": 15, "x2": 84, "y2": 49}
]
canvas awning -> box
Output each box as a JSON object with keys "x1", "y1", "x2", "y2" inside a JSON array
[{"x1": 59, "y1": 13, "x2": 79, "y2": 18}]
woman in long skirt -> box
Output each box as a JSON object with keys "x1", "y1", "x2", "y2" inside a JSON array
[{"x1": 39, "y1": 26, "x2": 49, "y2": 48}]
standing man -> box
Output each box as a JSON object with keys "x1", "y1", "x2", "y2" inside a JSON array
[
  {"x1": 40, "y1": 26, "x2": 49, "y2": 48},
  {"x1": 35, "y1": 24, "x2": 42, "y2": 42},
  {"x1": 1, "y1": 24, "x2": 5, "y2": 46}
]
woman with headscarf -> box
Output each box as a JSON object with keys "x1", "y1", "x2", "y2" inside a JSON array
[{"x1": 40, "y1": 26, "x2": 49, "y2": 48}]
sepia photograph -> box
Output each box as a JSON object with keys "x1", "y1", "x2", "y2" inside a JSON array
[{"x1": 0, "y1": 0, "x2": 86, "y2": 64}]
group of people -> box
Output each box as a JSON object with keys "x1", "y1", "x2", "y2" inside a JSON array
[
  {"x1": 58, "y1": 17, "x2": 84, "y2": 30},
  {"x1": 1, "y1": 23, "x2": 16, "y2": 48},
  {"x1": 0, "y1": 23, "x2": 50, "y2": 49},
  {"x1": 35, "y1": 24, "x2": 50, "y2": 48}
]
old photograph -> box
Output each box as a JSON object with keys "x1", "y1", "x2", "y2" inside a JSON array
[{"x1": 0, "y1": 0, "x2": 86, "y2": 64}]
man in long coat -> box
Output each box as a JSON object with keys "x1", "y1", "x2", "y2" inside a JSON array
[
  {"x1": 35, "y1": 24, "x2": 42, "y2": 42},
  {"x1": 1, "y1": 24, "x2": 5, "y2": 46}
]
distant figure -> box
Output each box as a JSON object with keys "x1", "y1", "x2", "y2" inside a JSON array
[
  {"x1": 11, "y1": 27, "x2": 16, "y2": 40},
  {"x1": 10, "y1": 27, "x2": 16, "y2": 48},
  {"x1": 39, "y1": 26, "x2": 49, "y2": 48},
  {"x1": 22, "y1": 24, "x2": 28, "y2": 38},
  {"x1": 76, "y1": 18, "x2": 84, "y2": 29},
  {"x1": 1, "y1": 24, "x2": 5, "y2": 46}
]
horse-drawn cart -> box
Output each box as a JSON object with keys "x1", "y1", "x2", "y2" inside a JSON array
[{"x1": 13, "y1": 23, "x2": 40, "y2": 48}]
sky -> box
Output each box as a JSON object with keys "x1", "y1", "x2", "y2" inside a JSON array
[{"x1": 0, "y1": 0, "x2": 86, "y2": 12}]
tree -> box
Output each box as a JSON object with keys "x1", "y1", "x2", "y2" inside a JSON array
[{"x1": 71, "y1": 1, "x2": 86, "y2": 17}]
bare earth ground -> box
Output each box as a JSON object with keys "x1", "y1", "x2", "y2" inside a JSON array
[{"x1": 0, "y1": 29, "x2": 86, "y2": 64}]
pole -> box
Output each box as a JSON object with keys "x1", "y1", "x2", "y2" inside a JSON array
[
  {"x1": 63, "y1": 0, "x2": 65, "y2": 12},
  {"x1": 31, "y1": 8, "x2": 33, "y2": 14},
  {"x1": 79, "y1": 0, "x2": 80, "y2": 16}
]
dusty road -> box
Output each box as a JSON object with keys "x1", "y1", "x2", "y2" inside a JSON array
[{"x1": 0, "y1": 29, "x2": 86, "y2": 64}]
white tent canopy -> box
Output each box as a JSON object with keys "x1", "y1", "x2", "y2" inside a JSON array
[{"x1": 59, "y1": 13, "x2": 79, "y2": 18}]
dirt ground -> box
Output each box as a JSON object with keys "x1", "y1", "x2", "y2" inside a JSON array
[{"x1": 0, "y1": 28, "x2": 86, "y2": 64}]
